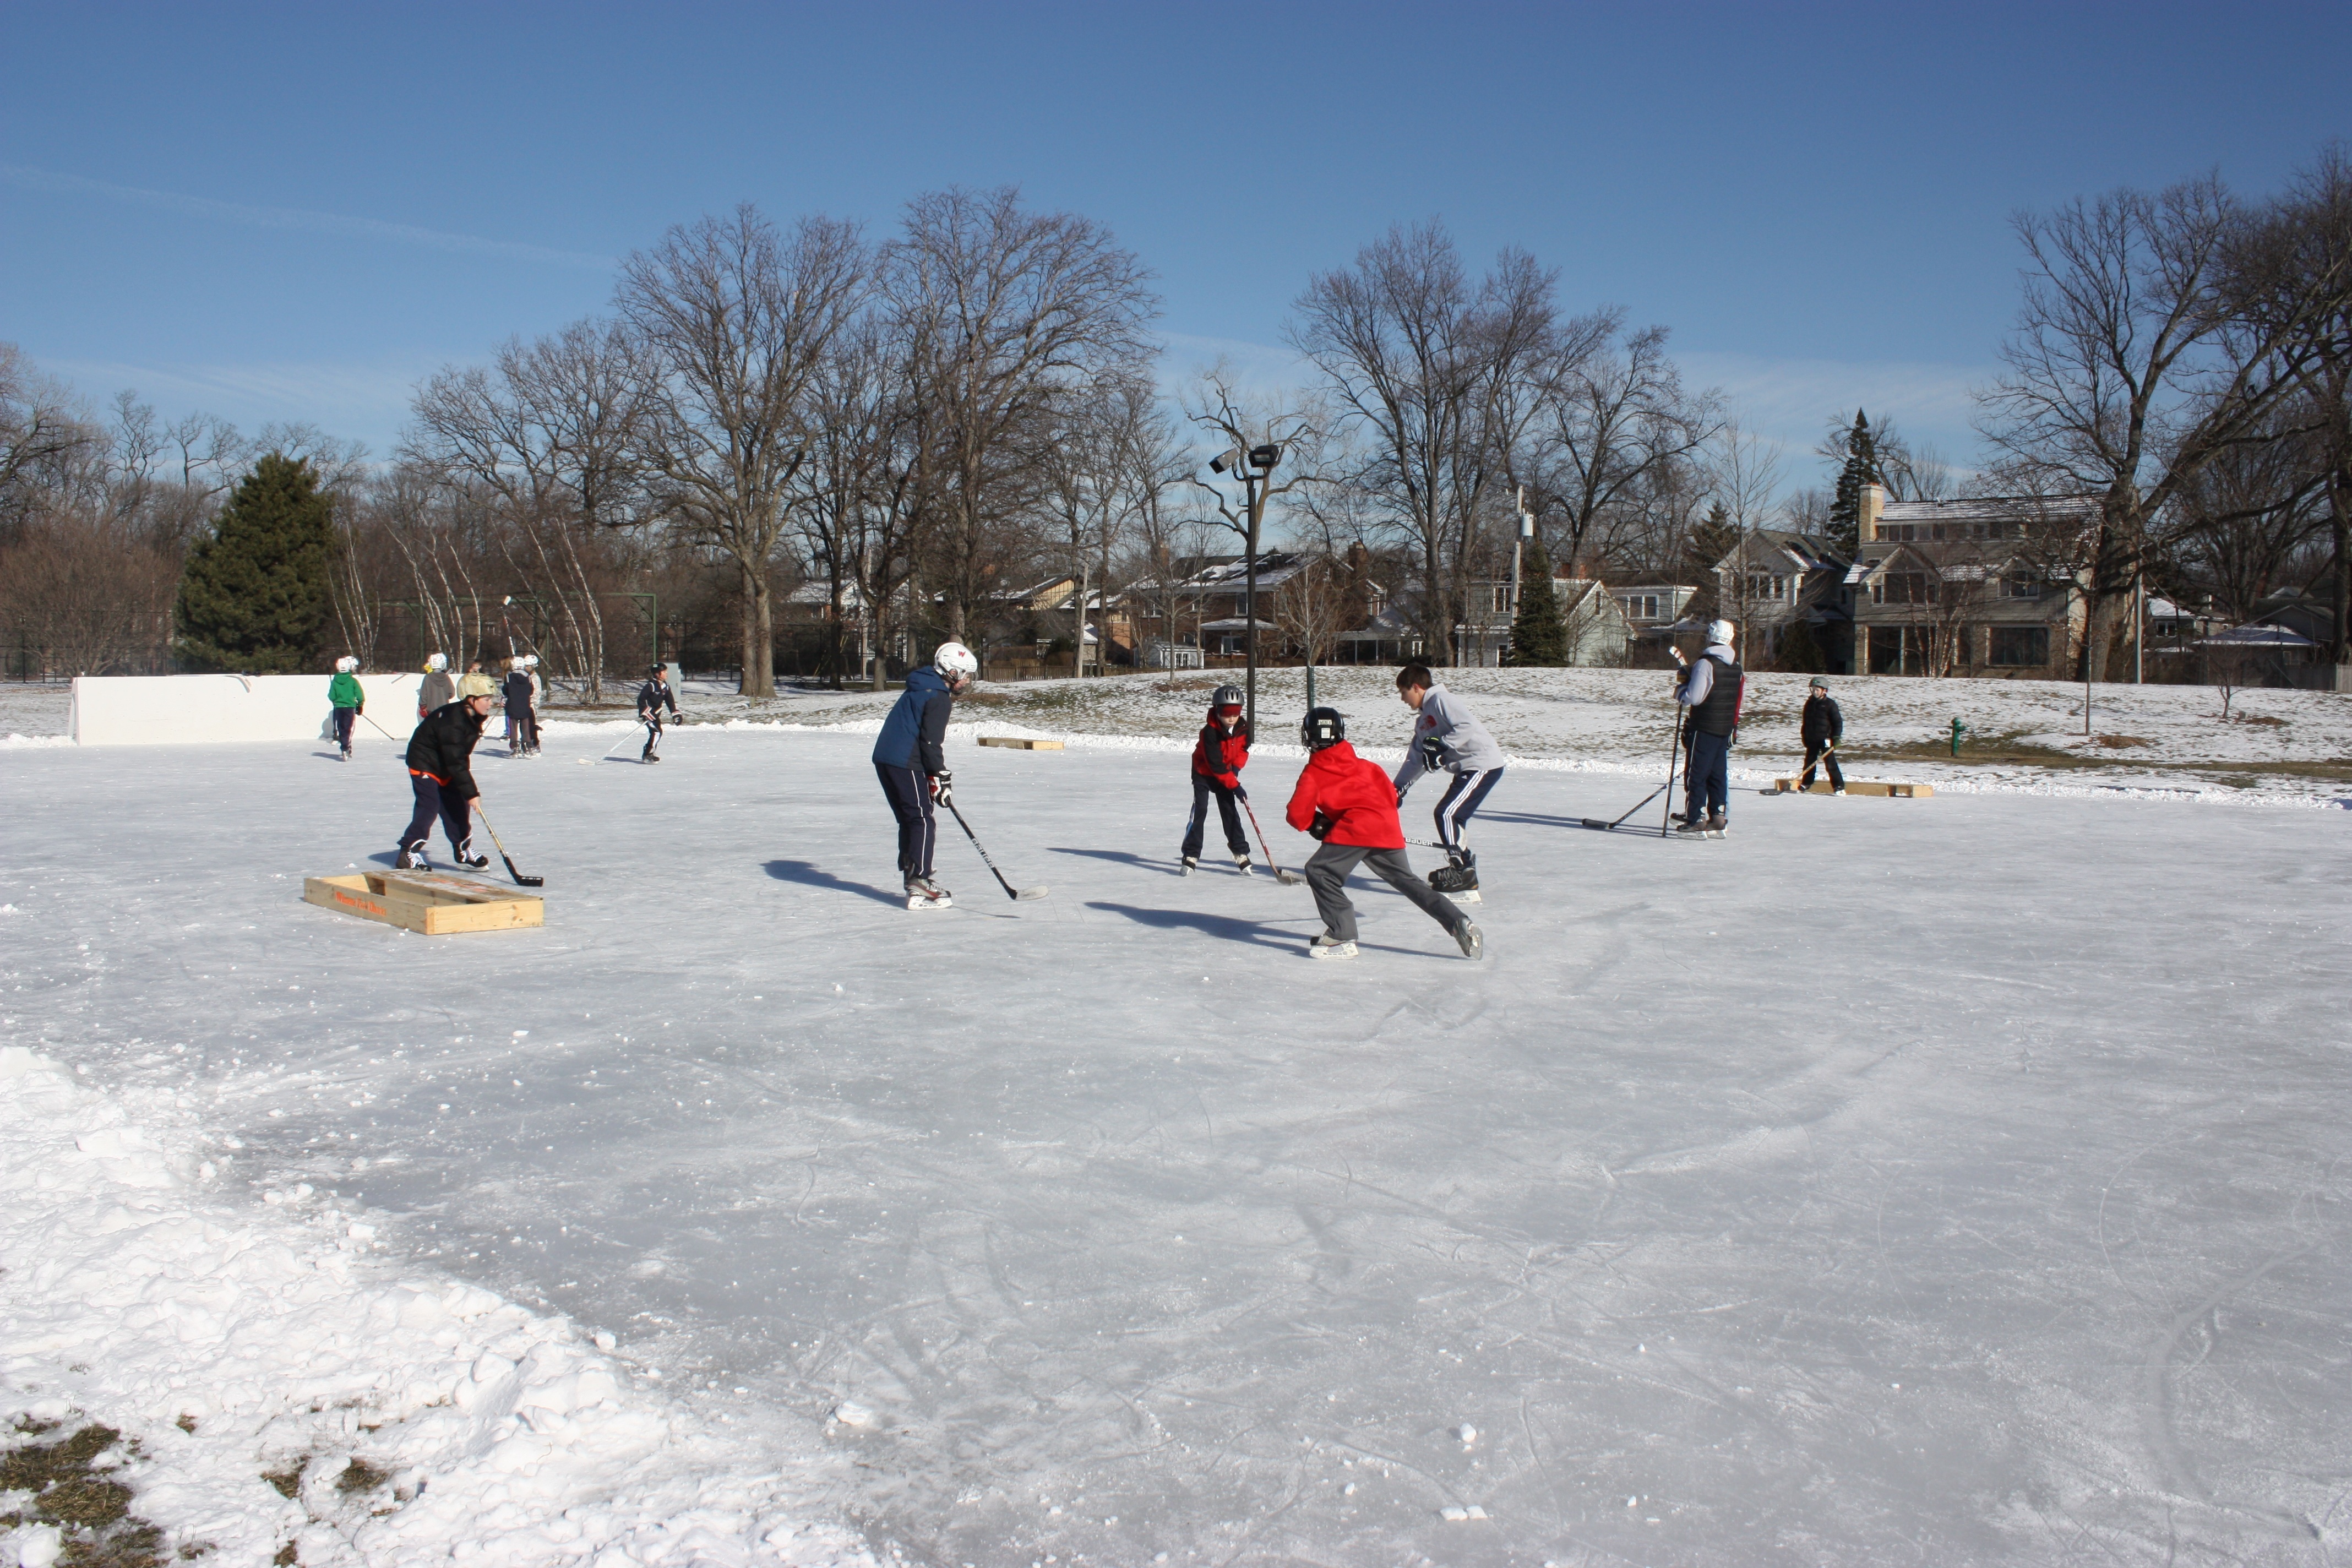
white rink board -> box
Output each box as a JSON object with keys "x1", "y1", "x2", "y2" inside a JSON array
[{"x1": 69, "y1": 672, "x2": 424, "y2": 745}]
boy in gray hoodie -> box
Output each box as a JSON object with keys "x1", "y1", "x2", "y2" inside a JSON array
[{"x1": 1391, "y1": 664, "x2": 1506, "y2": 897}]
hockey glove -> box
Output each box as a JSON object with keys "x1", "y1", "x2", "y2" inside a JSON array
[
  {"x1": 1308, "y1": 812, "x2": 1331, "y2": 841},
  {"x1": 1419, "y1": 736, "x2": 1444, "y2": 771},
  {"x1": 930, "y1": 772, "x2": 954, "y2": 808}
]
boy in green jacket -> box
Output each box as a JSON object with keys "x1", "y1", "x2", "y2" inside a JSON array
[{"x1": 329, "y1": 657, "x2": 365, "y2": 761}]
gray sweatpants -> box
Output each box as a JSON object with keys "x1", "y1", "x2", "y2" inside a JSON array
[{"x1": 1304, "y1": 842, "x2": 1468, "y2": 944}]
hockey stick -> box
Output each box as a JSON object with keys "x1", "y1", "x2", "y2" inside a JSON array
[
  {"x1": 360, "y1": 714, "x2": 401, "y2": 743},
  {"x1": 1573, "y1": 708, "x2": 1685, "y2": 834},
  {"x1": 1237, "y1": 795, "x2": 1304, "y2": 886},
  {"x1": 944, "y1": 797, "x2": 1048, "y2": 901},
  {"x1": 470, "y1": 805, "x2": 545, "y2": 888}
]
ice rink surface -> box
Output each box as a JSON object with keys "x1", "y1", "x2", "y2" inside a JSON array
[{"x1": 4, "y1": 721, "x2": 2349, "y2": 1566}]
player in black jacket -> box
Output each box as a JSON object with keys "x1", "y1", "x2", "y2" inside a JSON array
[
  {"x1": 397, "y1": 678, "x2": 496, "y2": 869},
  {"x1": 1798, "y1": 678, "x2": 1845, "y2": 793},
  {"x1": 636, "y1": 664, "x2": 680, "y2": 763}
]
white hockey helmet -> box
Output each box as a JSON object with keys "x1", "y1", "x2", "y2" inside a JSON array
[
  {"x1": 520, "y1": 654, "x2": 540, "y2": 669},
  {"x1": 933, "y1": 641, "x2": 978, "y2": 682},
  {"x1": 425, "y1": 652, "x2": 448, "y2": 673},
  {"x1": 1705, "y1": 619, "x2": 1736, "y2": 646},
  {"x1": 335, "y1": 656, "x2": 359, "y2": 673}
]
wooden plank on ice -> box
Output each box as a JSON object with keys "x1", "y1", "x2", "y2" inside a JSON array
[
  {"x1": 977, "y1": 736, "x2": 1064, "y2": 750},
  {"x1": 303, "y1": 872, "x2": 543, "y2": 935},
  {"x1": 1771, "y1": 778, "x2": 1934, "y2": 798}
]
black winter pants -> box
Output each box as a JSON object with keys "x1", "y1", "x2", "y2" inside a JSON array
[
  {"x1": 1799, "y1": 740, "x2": 1844, "y2": 791},
  {"x1": 1182, "y1": 772, "x2": 1249, "y2": 860},
  {"x1": 1303, "y1": 842, "x2": 1469, "y2": 944},
  {"x1": 876, "y1": 763, "x2": 937, "y2": 881},
  {"x1": 333, "y1": 709, "x2": 356, "y2": 753},
  {"x1": 400, "y1": 773, "x2": 472, "y2": 855}
]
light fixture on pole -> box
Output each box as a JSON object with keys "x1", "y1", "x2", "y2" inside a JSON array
[{"x1": 1208, "y1": 443, "x2": 1282, "y2": 732}]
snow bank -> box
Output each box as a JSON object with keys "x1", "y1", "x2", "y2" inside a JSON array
[{"x1": 0, "y1": 1046, "x2": 876, "y2": 1568}]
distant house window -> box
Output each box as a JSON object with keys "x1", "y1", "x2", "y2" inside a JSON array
[
  {"x1": 1745, "y1": 573, "x2": 1787, "y2": 601},
  {"x1": 1623, "y1": 594, "x2": 1660, "y2": 620},
  {"x1": 1875, "y1": 571, "x2": 1934, "y2": 606},
  {"x1": 1999, "y1": 575, "x2": 2041, "y2": 599},
  {"x1": 1493, "y1": 585, "x2": 1513, "y2": 614},
  {"x1": 1989, "y1": 625, "x2": 2050, "y2": 667}
]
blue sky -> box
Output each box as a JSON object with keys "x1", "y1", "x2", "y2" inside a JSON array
[{"x1": 4, "y1": 2, "x2": 2346, "y2": 490}]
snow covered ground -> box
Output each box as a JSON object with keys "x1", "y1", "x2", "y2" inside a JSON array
[{"x1": 4, "y1": 709, "x2": 2351, "y2": 1566}]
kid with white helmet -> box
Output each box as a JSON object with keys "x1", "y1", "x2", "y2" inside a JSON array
[
  {"x1": 501, "y1": 655, "x2": 540, "y2": 757},
  {"x1": 327, "y1": 657, "x2": 364, "y2": 760},
  {"x1": 872, "y1": 642, "x2": 977, "y2": 908},
  {"x1": 1671, "y1": 619, "x2": 1744, "y2": 837},
  {"x1": 417, "y1": 652, "x2": 455, "y2": 718}
]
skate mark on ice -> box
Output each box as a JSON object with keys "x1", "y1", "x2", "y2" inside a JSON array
[
  {"x1": 762, "y1": 858, "x2": 901, "y2": 907},
  {"x1": 1084, "y1": 902, "x2": 1305, "y2": 952},
  {"x1": 2138, "y1": 1242, "x2": 2322, "y2": 1540},
  {"x1": 1050, "y1": 845, "x2": 1182, "y2": 874}
]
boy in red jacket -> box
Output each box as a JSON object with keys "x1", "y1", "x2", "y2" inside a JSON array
[
  {"x1": 1182, "y1": 684, "x2": 1254, "y2": 875},
  {"x1": 1286, "y1": 707, "x2": 1484, "y2": 961}
]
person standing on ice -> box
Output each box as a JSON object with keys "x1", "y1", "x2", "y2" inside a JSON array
[
  {"x1": 873, "y1": 642, "x2": 977, "y2": 910},
  {"x1": 1390, "y1": 663, "x2": 1507, "y2": 899},
  {"x1": 636, "y1": 663, "x2": 679, "y2": 763},
  {"x1": 416, "y1": 652, "x2": 454, "y2": 720},
  {"x1": 1182, "y1": 685, "x2": 1254, "y2": 874},
  {"x1": 502, "y1": 656, "x2": 540, "y2": 757},
  {"x1": 397, "y1": 674, "x2": 496, "y2": 870},
  {"x1": 1288, "y1": 707, "x2": 1483, "y2": 962},
  {"x1": 328, "y1": 656, "x2": 365, "y2": 761},
  {"x1": 1798, "y1": 677, "x2": 1845, "y2": 794},
  {"x1": 1671, "y1": 619, "x2": 1744, "y2": 837}
]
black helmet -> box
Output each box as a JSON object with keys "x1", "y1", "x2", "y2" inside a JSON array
[
  {"x1": 648, "y1": 663, "x2": 666, "y2": 677},
  {"x1": 1301, "y1": 707, "x2": 1345, "y2": 750}
]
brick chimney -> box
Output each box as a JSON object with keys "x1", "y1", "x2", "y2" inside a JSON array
[{"x1": 1859, "y1": 483, "x2": 1886, "y2": 543}]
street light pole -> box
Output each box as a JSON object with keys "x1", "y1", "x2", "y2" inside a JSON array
[{"x1": 1210, "y1": 443, "x2": 1282, "y2": 735}]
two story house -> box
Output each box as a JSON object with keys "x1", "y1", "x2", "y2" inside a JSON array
[{"x1": 1845, "y1": 487, "x2": 2097, "y2": 678}]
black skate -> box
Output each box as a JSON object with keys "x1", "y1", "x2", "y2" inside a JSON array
[
  {"x1": 450, "y1": 840, "x2": 491, "y2": 870},
  {"x1": 395, "y1": 844, "x2": 428, "y2": 870}
]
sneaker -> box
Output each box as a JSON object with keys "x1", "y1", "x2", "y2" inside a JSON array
[
  {"x1": 1704, "y1": 813, "x2": 1728, "y2": 839},
  {"x1": 395, "y1": 845, "x2": 427, "y2": 870},
  {"x1": 1309, "y1": 934, "x2": 1358, "y2": 961},
  {"x1": 1455, "y1": 922, "x2": 1484, "y2": 960}
]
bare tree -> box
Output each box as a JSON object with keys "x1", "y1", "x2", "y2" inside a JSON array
[
  {"x1": 1290, "y1": 221, "x2": 1558, "y2": 664},
  {"x1": 1703, "y1": 419, "x2": 1784, "y2": 648},
  {"x1": 1976, "y1": 172, "x2": 2352, "y2": 680},
  {"x1": 888, "y1": 187, "x2": 1156, "y2": 651},
  {"x1": 618, "y1": 205, "x2": 869, "y2": 698},
  {"x1": 1529, "y1": 318, "x2": 1718, "y2": 573}
]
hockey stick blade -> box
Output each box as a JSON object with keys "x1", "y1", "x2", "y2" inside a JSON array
[
  {"x1": 1014, "y1": 886, "x2": 1049, "y2": 901},
  {"x1": 1577, "y1": 818, "x2": 1616, "y2": 830},
  {"x1": 501, "y1": 855, "x2": 545, "y2": 889}
]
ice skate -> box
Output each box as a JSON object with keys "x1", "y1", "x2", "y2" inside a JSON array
[
  {"x1": 1430, "y1": 856, "x2": 1480, "y2": 904},
  {"x1": 451, "y1": 840, "x2": 491, "y2": 870},
  {"x1": 1308, "y1": 933, "x2": 1358, "y2": 961},
  {"x1": 395, "y1": 844, "x2": 428, "y2": 871},
  {"x1": 1674, "y1": 816, "x2": 1710, "y2": 837},
  {"x1": 1455, "y1": 922, "x2": 1484, "y2": 960},
  {"x1": 1233, "y1": 852, "x2": 1253, "y2": 876},
  {"x1": 1703, "y1": 813, "x2": 1728, "y2": 839},
  {"x1": 905, "y1": 875, "x2": 953, "y2": 911},
  {"x1": 1180, "y1": 855, "x2": 1197, "y2": 876}
]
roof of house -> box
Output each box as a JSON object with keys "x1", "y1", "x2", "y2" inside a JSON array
[{"x1": 1878, "y1": 494, "x2": 2100, "y2": 526}]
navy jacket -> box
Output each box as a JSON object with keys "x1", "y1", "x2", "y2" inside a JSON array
[
  {"x1": 872, "y1": 667, "x2": 954, "y2": 775},
  {"x1": 406, "y1": 702, "x2": 488, "y2": 799},
  {"x1": 637, "y1": 678, "x2": 678, "y2": 721},
  {"x1": 502, "y1": 670, "x2": 536, "y2": 712}
]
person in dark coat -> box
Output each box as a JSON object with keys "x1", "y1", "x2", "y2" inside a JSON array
[
  {"x1": 1181, "y1": 685, "x2": 1253, "y2": 873},
  {"x1": 873, "y1": 642, "x2": 977, "y2": 906},
  {"x1": 397, "y1": 676, "x2": 496, "y2": 869},
  {"x1": 636, "y1": 663, "x2": 680, "y2": 762},
  {"x1": 1672, "y1": 619, "x2": 1743, "y2": 836},
  {"x1": 502, "y1": 658, "x2": 540, "y2": 756},
  {"x1": 1799, "y1": 677, "x2": 1845, "y2": 794}
]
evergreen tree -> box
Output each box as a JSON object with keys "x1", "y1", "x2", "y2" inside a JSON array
[
  {"x1": 1684, "y1": 501, "x2": 1740, "y2": 621},
  {"x1": 1503, "y1": 539, "x2": 1569, "y2": 666},
  {"x1": 1774, "y1": 615, "x2": 1826, "y2": 674},
  {"x1": 1827, "y1": 409, "x2": 1880, "y2": 554},
  {"x1": 173, "y1": 453, "x2": 336, "y2": 673}
]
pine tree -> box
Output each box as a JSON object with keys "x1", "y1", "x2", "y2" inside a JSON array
[
  {"x1": 1684, "y1": 502, "x2": 1740, "y2": 622},
  {"x1": 1827, "y1": 409, "x2": 1880, "y2": 554},
  {"x1": 1774, "y1": 615, "x2": 1826, "y2": 674},
  {"x1": 1503, "y1": 540, "x2": 1569, "y2": 666},
  {"x1": 173, "y1": 453, "x2": 337, "y2": 673}
]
